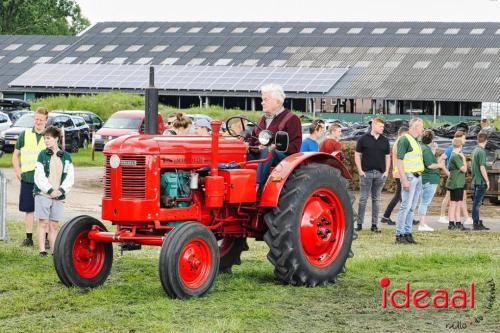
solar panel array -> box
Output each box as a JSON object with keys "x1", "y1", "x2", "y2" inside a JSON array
[{"x1": 9, "y1": 64, "x2": 349, "y2": 93}]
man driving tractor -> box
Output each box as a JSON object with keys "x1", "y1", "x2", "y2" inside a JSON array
[{"x1": 248, "y1": 84, "x2": 302, "y2": 188}]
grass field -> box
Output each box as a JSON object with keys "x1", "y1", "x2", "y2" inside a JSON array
[
  {"x1": 0, "y1": 148, "x2": 104, "y2": 168},
  {"x1": 0, "y1": 220, "x2": 498, "y2": 333}
]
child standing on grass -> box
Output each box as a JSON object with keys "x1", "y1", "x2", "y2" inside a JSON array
[
  {"x1": 445, "y1": 138, "x2": 468, "y2": 231},
  {"x1": 34, "y1": 126, "x2": 74, "y2": 256}
]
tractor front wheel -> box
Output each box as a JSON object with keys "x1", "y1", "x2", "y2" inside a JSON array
[
  {"x1": 264, "y1": 163, "x2": 354, "y2": 286},
  {"x1": 53, "y1": 215, "x2": 113, "y2": 288},
  {"x1": 159, "y1": 222, "x2": 219, "y2": 299}
]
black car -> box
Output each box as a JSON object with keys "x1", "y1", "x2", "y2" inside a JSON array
[
  {"x1": 70, "y1": 115, "x2": 91, "y2": 148},
  {"x1": 0, "y1": 99, "x2": 31, "y2": 121},
  {"x1": 61, "y1": 111, "x2": 103, "y2": 134},
  {"x1": 0, "y1": 98, "x2": 30, "y2": 111},
  {"x1": 0, "y1": 112, "x2": 82, "y2": 153}
]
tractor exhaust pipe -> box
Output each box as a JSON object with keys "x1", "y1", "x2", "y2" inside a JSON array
[{"x1": 144, "y1": 66, "x2": 158, "y2": 135}]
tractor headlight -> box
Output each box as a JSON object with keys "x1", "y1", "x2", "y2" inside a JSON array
[
  {"x1": 0, "y1": 131, "x2": 5, "y2": 139},
  {"x1": 109, "y1": 154, "x2": 120, "y2": 168},
  {"x1": 258, "y1": 130, "x2": 272, "y2": 146},
  {"x1": 95, "y1": 134, "x2": 102, "y2": 140}
]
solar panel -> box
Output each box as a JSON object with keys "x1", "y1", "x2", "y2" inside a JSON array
[{"x1": 9, "y1": 64, "x2": 349, "y2": 93}]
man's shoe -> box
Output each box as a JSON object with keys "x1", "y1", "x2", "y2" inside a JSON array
[
  {"x1": 448, "y1": 222, "x2": 456, "y2": 230},
  {"x1": 356, "y1": 224, "x2": 363, "y2": 231},
  {"x1": 395, "y1": 235, "x2": 410, "y2": 244},
  {"x1": 438, "y1": 216, "x2": 449, "y2": 224},
  {"x1": 371, "y1": 226, "x2": 382, "y2": 233},
  {"x1": 39, "y1": 251, "x2": 48, "y2": 257},
  {"x1": 21, "y1": 238, "x2": 33, "y2": 247},
  {"x1": 381, "y1": 217, "x2": 396, "y2": 225},
  {"x1": 412, "y1": 220, "x2": 419, "y2": 225},
  {"x1": 418, "y1": 224, "x2": 434, "y2": 232},
  {"x1": 464, "y1": 217, "x2": 473, "y2": 225},
  {"x1": 456, "y1": 222, "x2": 470, "y2": 231},
  {"x1": 405, "y1": 234, "x2": 417, "y2": 244},
  {"x1": 478, "y1": 220, "x2": 490, "y2": 230}
]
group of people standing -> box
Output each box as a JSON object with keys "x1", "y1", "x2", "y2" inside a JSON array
[{"x1": 355, "y1": 117, "x2": 492, "y2": 244}]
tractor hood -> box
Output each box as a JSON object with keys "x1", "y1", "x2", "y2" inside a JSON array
[{"x1": 104, "y1": 134, "x2": 248, "y2": 168}]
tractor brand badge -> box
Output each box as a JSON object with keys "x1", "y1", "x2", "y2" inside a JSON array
[{"x1": 120, "y1": 159, "x2": 137, "y2": 166}]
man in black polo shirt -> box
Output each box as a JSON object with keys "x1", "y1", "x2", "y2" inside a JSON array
[{"x1": 354, "y1": 118, "x2": 390, "y2": 232}]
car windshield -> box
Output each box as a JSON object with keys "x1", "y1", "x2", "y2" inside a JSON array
[
  {"x1": 103, "y1": 116, "x2": 141, "y2": 129},
  {"x1": 14, "y1": 114, "x2": 34, "y2": 128}
]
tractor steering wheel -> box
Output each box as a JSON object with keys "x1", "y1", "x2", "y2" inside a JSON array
[{"x1": 225, "y1": 116, "x2": 259, "y2": 139}]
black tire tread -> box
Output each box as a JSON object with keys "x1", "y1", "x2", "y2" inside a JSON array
[{"x1": 263, "y1": 163, "x2": 355, "y2": 286}]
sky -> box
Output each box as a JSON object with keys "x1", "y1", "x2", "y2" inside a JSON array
[{"x1": 76, "y1": 0, "x2": 500, "y2": 23}]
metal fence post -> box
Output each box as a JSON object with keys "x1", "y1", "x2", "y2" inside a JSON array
[{"x1": 0, "y1": 168, "x2": 7, "y2": 241}]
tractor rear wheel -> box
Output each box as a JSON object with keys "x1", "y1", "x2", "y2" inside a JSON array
[
  {"x1": 264, "y1": 163, "x2": 354, "y2": 286},
  {"x1": 53, "y1": 215, "x2": 113, "y2": 288},
  {"x1": 218, "y1": 237, "x2": 249, "y2": 273},
  {"x1": 159, "y1": 222, "x2": 219, "y2": 299}
]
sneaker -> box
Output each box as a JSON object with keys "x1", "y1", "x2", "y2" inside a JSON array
[
  {"x1": 479, "y1": 220, "x2": 490, "y2": 230},
  {"x1": 395, "y1": 235, "x2": 410, "y2": 244},
  {"x1": 39, "y1": 251, "x2": 48, "y2": 257},
  {"x1": 438, "y1": 216, "x2": 449, "y2": 224},
  {"x1": 356, "y1": 224, "x2": 363, "y2": 231},
  {"x1": 418, "y1": 224, "x2": 434, "y2": 232},
  {"x1": 371, "y1": 226, "x2": 382, "y2": 233},
  {"x1": 464, "y1": 217, "x2": 473, "y2": 225},
  {"x1": 448, "y1": 222, "x2": 456, "y2": 230},
  {"x1": 380, "y1": 217, "x2": 396, "y2": 225},
  {"x1": 45, "y1": 238, "x2": 50, "y2": 250},
  {"x1": 456, "y1": 222, "x2": 470, "y2": 231},
  {"x1": 21, "y1": 238, "x2": 34, "y2": 247},
  {"x1": 405, "y1": 234, "x2": 417, "y2": 244}
]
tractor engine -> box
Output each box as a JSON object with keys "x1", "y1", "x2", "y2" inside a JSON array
[{"x1": 102, "y1": 133, "x2": 250, "y2": 227}]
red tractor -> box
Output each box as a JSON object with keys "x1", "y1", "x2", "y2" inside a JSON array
[{"x1": 53, "y1": 70, "x2": 355, "y2": 299}]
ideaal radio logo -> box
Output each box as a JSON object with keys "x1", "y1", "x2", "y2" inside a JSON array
[{"x1": 379, "y1": 276, "x2": 496, "y2": 329}]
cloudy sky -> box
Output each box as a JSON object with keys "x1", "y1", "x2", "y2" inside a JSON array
[{"x1": 76, "y1": 0, "x2": 500, "y2": 23}]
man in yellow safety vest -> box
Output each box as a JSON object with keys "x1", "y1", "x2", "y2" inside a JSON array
[
  {"x1": 395, "y1": 118, "x2": 425, "y2": 245},
  {"x1": 12, "y1": 107, "x2": 49, "y2": 247}
]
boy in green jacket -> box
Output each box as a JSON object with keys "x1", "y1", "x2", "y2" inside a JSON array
[
  {"x1": 34, "y1": 126, "x2": 74, "y2": 256},
  {"x1": 445, "y1": 138, "x2": 468, "y2": 231}
]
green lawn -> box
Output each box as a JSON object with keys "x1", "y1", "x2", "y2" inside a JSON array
[
  {"x1": 0, "y1": 220, "x2": 498, "y2": 333},
  {"x1": 0, "y1": 148, "x2": 104, "y2": 168}
]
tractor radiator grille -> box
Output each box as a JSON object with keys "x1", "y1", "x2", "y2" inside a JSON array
[
  {"x1": 120, "y1": 156, "x2": 146, "y2": 199},
  {"x1": 104, "y1": 155, "x2": 111, "y2": 198}
]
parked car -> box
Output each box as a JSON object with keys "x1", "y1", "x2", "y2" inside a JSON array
[
  {"x1": 70, "y1": 115, "x2": 91, "y2": 148},
  {"x1": 61, "y1": 110, "x2": 103, "y2": 134},
  {"x1": 0, "y1": 99, "x2": 31, "y2": 121},
  {"x1": 0, "y1": 98, "x2": 30, "y2": 111},
  {"x1": 94, "y1": 110, "x2": 165, "y2": 151},
  {"x1": 0, "y1": 112, "x2": 12, "y2": 132},
  {"x1": 0, "y1": 112, "x2": 82, "y2": 153},
  {"x1": 7, "y1": 110, "x2": 32, "y2": 122}
]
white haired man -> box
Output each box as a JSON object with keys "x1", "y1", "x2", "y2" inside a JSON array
[
  {"x1": 395, "y1": 118, "x2": 425, "y2": 244},
  {"x1": 249, "y1": 84, "x2": 302, "y2": 189}
]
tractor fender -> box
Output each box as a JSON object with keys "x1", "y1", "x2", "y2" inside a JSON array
[{"x1": 259, "y1": 152, "x2": 352, "y2": 207}]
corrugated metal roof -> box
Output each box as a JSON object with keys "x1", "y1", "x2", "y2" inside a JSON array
[{"x1": 2, "y1": 22, "x2": 500, "y2": 101}]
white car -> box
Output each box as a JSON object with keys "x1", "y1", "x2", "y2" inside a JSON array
[{"x1": 0, "y1": 111, "x2": 12, "y2": 132}]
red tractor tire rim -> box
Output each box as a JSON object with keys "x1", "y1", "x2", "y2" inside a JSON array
[
  {"x1": 300, "y1": 187, "x2": 346, "y2": 268},
  {"x1": 72, "y1": 230, "x2": 106, "y2": 279},
  {"x1": 179, "y1": 238, "x2": 212, "y2": 289}
]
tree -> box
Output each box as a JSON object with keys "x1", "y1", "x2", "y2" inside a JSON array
[{"x1": 0, "y1": 0, "x2": 90, "y2": 35}]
